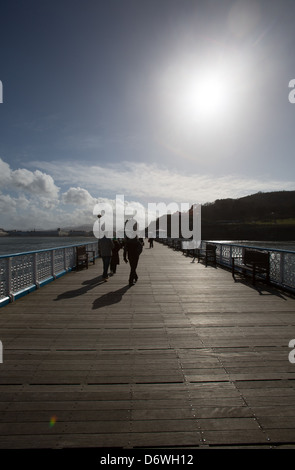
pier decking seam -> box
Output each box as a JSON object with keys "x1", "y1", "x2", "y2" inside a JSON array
[{"x1": 0, "y1": 242, "x2": 295, "y2": 449}]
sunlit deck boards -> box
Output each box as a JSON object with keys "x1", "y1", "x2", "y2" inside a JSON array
[{"x1": 0, "y1": 241, "x2": 295, "y2": 449}]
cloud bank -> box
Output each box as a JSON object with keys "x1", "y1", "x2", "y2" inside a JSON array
[
  {"x1": 0, "y1": 157, "x2": 294, "y2": 230},
  {"x1": 32, "y1": 159, "x2": 295, "y2": 204},
  {"x1": 0, "y1": 158, "x2": 59, "y2": 199}
]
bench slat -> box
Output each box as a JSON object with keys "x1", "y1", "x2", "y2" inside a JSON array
[{"x1": 232, "y1": 249, "x2": 270, "y2": 285}]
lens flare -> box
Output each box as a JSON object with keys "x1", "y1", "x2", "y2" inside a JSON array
[{"x1": 49, "y1": 415, "x2": 57, "y2": 428}]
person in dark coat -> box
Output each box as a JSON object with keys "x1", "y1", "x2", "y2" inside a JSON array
[
  {"x1": 110, "y1": 238, "x2": 121, "y2": 274},
  {"x1": 123, "y1": 236, "x2": 142, "y2": 286},
  {"x1": 98, "y1": 236, "x2": 114, "y2": 280}
]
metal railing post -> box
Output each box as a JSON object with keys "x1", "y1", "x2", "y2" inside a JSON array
[
  {"x1": 279, "y1": 251, "x2": 285, "y2": 286},
  {"x1": 7, "y1": 257, "x2": 13, "y2": 302},
  {"x1": 33, "y1": 252, "x2": 40, "y2": 288},
  {"x1": 51, "y1": 250, "x2": 56, "y2": 279}
]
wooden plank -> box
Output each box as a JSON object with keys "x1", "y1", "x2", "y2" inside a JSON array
[
  {"x1": 0, "y1": 242, "x2": 295, "y2": 449},
  {"x1": 196, "y1": 417, "x2": 259, "y2": 431},
  {"x1": 203, "y1": 429, "x2": 270, "y2": 445},
  {"x1": 129, "y1": 431, "x2": 203, "y2": 447}
]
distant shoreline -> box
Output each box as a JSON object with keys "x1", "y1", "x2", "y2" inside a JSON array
[
  {"x1": 202, "y1": 222, "x2": 295, "y2": 242},
  {"x1": 0, "y1": 232, "x2": 94, "y2": 238}
]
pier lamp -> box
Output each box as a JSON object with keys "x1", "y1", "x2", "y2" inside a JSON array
[
  {"x1": 97, "y1": 214, "x2": 102, "y2": 256},
  {"x1": 97, "y1": 214, "x2": 102, "y2": 235}
]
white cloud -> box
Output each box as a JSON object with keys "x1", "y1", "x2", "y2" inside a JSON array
[
  {"x1": 31, "y1": 160, "x2": 295, "y2": 205},
  {"x1": 0, "y1": 159, "x2": 11, "y2": 182},
  {"x1": 0, "y1": 193, "x2": 17, "y2": 213},
  {"x1": 0, "y1": 158, "x2": 59, "y2": 199},
  {"x1": 62, "y1": 187, "x2": 96, "y2": 206},
  {"x1": 1, "y1": 157, "x2": 294, "y2": 231},
  {"x1": 12, "y1": 168, "x2": 59, "y2": 198}
]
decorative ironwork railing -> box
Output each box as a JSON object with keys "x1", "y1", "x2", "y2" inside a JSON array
[
  {"x1": 213, "y1": 241, "x2": 295, "y2": 292},
  {"x1": 0, "y1": 242, "x2": 98, "y2": 307},
  {"x1": 161, "y1": 238, "x2": 295, "y2": 293}
]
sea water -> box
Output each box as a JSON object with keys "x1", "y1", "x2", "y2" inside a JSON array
[
  {"x1": 0, "y1": 236, "x2": 98, "y2": 256},
  {"x1": 0, "y1": 237, "x2": 294, "y2": 256},
  {"x1": 211, "y1": 240, "x2": 295, "y2": 252}
]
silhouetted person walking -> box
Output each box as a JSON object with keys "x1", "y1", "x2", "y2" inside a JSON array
[
  {"x1": 98, "y1": 236, "x2": 114, "y2": 280},
  {"x1": 123, "y1": 236, "x2": 142, "y2": 286},
  {"x1": 110, "y1": 238, "x2": 121, "y2": 274},
  {"x1": 148, "y1": 238, "x2": 154, "y2": 248}
]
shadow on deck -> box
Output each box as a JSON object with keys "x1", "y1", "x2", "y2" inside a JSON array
[{"x1": 0, "y1": 241, "x2": 295, "y2": 452}]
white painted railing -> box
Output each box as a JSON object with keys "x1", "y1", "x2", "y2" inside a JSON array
[
  {"x1": 161, "y1": 238, "x2": 295, "y2": 293},
  {"x1": 0, "y1": 242, "x2": 98, "y2": 307},
  {"x1": 211, "y1": 241, "x2": 295, "y2": 292}
]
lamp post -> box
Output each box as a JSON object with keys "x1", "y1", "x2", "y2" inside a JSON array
[{"x1": 97, "y1": 214, "x2": 102, "y2": 256}]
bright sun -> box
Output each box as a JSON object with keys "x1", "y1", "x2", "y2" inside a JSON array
[
  {"x1": 180, "y1": 71, "x2": 230, "y2": 120},
  {"x1": 158, "y1": 60, "x2": 237, "y2": 130}
]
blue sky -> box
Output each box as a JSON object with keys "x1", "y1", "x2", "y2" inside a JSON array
[{"x1": 0, "y1": 0, "x2": 295, "y2": 230}]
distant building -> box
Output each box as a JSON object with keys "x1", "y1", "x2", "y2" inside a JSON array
[
  {"x1": 7, "y1": 229, "x2": 68, "y2": 237},
  {"x1": 68, "y1": 230, "x2": 92, "y2": 237}
]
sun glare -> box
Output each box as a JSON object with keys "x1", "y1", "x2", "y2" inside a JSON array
[
  {"x1": 158, "y1": 59, "x2": 240, "y2": 131},
  {"x1": 180, "y1": 71, "x2": 230, "y2": 120}
]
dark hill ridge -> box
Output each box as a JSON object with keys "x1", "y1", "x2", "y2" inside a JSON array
[
  {"x1": 201, "y1": 190, "x2": 295, "y2": 224},
  {"x1": 198, "y1": 190, "x2": 295, "y2": 241},
  {"x1": 150, "y1": 190, "x2": 295, "y2": 241},
  {"x1": 60, "y1": 190, "x2": 295, "y2": 241}
]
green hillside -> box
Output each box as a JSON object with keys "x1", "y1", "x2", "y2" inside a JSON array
[
  {"x1": 201, "y1": 190, "x2": 295, "y2": 224},
  {"x1": 201, "y1": 190, "x2": 295, "y2": 240},
  {"x1": 151, "y1": 190, "x2": 295, "y2": 241}
]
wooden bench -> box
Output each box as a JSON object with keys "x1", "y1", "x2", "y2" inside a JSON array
[
  {"x1": 181, "y1": 241, "x2": 199, "y2": 259},
  {"x1": 194, "y1": 243, "x2": 217, "y2": 267},
  {"x1": 86, "y1": 248, "x2": 96, "y2": 265},
  {"x1": 232, "y1": 248, "x2": 270, "y2": 285},
  {"x1": 173, "y1": 240, "x2": 182, "y2": 251},
  {"x1": 75, "y1": 246, "x2": 96, "y2": 270},
  {"x1": 167, "y1": 239, "x2": 181, "y2": 251}
]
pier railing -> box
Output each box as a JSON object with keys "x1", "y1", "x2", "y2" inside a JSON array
[
  {"x1": 0, "y1": 241, "x2": 99, "y2": 307},
  {"x1": 1, "y1": 239, "x2": 294, "y2": 307},
  {"x1": 160, "y1": 238, "x2": 295, "y2": 293}
]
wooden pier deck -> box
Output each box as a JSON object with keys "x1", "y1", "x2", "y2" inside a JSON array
[{"x1": 1, "y1": 241, "x2": 295, "y2": 451}]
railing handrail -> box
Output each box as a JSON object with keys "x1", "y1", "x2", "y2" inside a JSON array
[
  {"x1": 204, "y1": 241, "x2": 295, "y2": 255},
  {"x1": 0, "y1": 240, "x2": 99, "y2": 306},
  {"x1": 0, "y1": 241, "x2": 98, "y2": 259},
  {"x1": 163, "y1": 237, "x2": 295, "y2": 254},
  {"x1": 161, "y1": 238, "x2": 295, "y2": 293}
]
